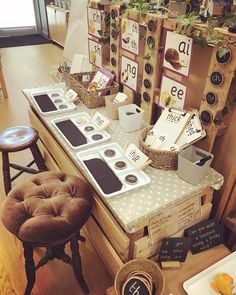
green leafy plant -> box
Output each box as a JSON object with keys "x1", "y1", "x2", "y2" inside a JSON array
[
  {"x1": 177, "y1": 13, "x2": 236, "y2": 51},
  {"x1": 122, "y1": 0, "x2": 150, "y2": 18}
]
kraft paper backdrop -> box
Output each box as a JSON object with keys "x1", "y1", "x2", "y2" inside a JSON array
[{"x1": 63, "y1": 0, "x2": 90, "y2": 63}]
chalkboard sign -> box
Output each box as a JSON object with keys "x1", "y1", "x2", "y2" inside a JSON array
[
  {"x1": 216, "y1": 48, "x2": 231, "y2": 65},
  {"x1": 200, "y1": 110, "x2": 213, "y2": 125},
  {"x1": 158, "y1": 237, "x2": 192, "y2": 262},
  {"x1": 206, "y1": 92, "x2": 217, "y2": 106},
  {"x1": 122, "y1": 277, "x2": 151, "y2": 295},
  {"x1": 185, "y1": 219, "x2": 224, "y2": 254},
  {"x1": 210, "y1": 71, "x2": 224, "y2": 86}
]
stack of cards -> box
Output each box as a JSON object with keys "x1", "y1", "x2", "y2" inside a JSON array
[
  {"x1": 122, "y1": 270, "x2": 153, "y2": 295},
  {"x1": 87, "y1": 67, "x2": 115, "y2": 94},
  {"x1": 145, "y1": 108, "x2": 206, "y2": 151}
]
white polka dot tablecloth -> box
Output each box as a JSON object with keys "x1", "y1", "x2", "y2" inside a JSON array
[{"x1": 22, "y1": 85, "x2": 224, "y2": 234}]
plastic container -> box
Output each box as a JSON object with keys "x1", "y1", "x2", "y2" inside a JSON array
[
  {"x1": 118, "y1": 104, "x2": 144, "y2": 132},
  {"x1": 177, "y1": 146, "x2": 214, "y2": 185},
  {"x1": 105, "y1": 94, "x2": 128, "y2": 120}
]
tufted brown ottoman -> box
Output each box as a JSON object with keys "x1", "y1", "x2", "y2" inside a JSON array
[{"x1": 1, "y1": 171, "x2": 93, "y2": 295}]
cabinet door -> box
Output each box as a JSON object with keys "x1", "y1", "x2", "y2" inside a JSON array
[
  {"x1": 46, "y1": 6, "x2": 57, "y2": 42},
  {"x1": 55, "y1": 10, "x2": 68, "y2": 46}
]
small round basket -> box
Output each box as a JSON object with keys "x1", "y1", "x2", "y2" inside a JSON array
[
  {"x1": 114, "y1": 259, "x2": 165, "y2": 295},
  {"x1": 139, "y1": 127, "x2": 179, "y2": 170}
]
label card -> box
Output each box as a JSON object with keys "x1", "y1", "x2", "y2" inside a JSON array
[
  {"x1": 121, "y1": 56, "x2": 138, "y2": 91},
  {"x1": 113, "y1": 92, "x2": 128, "y2": 104},
  {"x1": 92, "y1": 111, "x2": 111, "y2": 130},
  {"x1": 65, "y1": 88, "x2": 78, "y2": 101},
  {"x1": 152, "y1": 108, "x2": 191, "y2": 151},
  {"x1": 159, "y1": 75, "x2": 187, "y2": 110},
  {"x1": 176, "y1": 112, "x2": 206, "y2": 149},
  {"x1": 88, "y1": 39, "x2": 102, "y2": 68},
  {"x1": 149, "y1": 192, "x2": 201, "y2": 246},
  {"x1": 125, "y1": 143, "x2": 149, "y2": 169},
  {"x1": 87, "y1": 7, "x2": 102, "y2": 39},
  {"x1": 185, "y1": 219, "x2": 224, "y2": 254},
  {"x1": 163, "y1": 31, "x2": 193, "y2": 77},
  {"x1": 159, "y1": 237, "x2": 192, "y2": 262},
  {"x1": 121, "y1": 19, "x2": 139, "y2": 55}
]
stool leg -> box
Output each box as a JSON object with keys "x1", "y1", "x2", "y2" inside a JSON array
[
  {"x1": 70, "y1": 236, "x2": 89, "y2": 294},
  {"x1": 2, "y1": 152, "x2": 11, "y2": 195},
  {"x1": 30, "y1": 144, "x2": 47, "y2": 172},
  {"x1": 0, "y1": 64, "x2": 8, "y2": 98},
  {"x1": 23, "y1": 242, "x2": 36, "y2": 295}
]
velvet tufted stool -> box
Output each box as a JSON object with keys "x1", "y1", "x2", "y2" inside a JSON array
[
  {"x1": 1, "y1": 171, "x2": 93, "y2": 295},
  {"x1": 0, "y1": 125, "x2": 47, "y2": 195}
]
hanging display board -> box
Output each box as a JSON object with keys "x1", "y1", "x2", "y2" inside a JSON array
[
  {"x1": 120, "y1": 56, "x2": 139, "y2": 91},
  {"x1": 121, "y1": 18, "x2": 139, "y2": 55},
  {"x1": 88, "y1": 38, "x2": 102, "y2": 68},
  {"x1": 159, "y1": 75, "x2": 187, "y2": 109},
  {"x1": 87, "y1": 7, "x2": 102, "y2": 39},
  {"x1": 163, "y1": 31, "x2": 193, "y2": 77}
]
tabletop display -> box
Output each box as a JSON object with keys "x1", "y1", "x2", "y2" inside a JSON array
[{"x1": 22, "y1": 85, "x2": 223, "y2": 233}]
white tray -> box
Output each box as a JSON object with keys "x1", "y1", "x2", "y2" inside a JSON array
[
  {"x1": 51, "y1": 112, "x2": 111, "y2": 150},
  {"x1": 77, "y1": 143, "x2": 151, "y2": 198},
  {"x1": 29, "y1": 88, "x2": 76, "y2": 115},
  {"x1": 183, "y1": 251, "x2": 236, "y2": 295}
]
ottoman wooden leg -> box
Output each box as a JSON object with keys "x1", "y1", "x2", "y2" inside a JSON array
[
  {"x1": 23, "y1": 242, "x2": 36, "y2": 295},
  {"x1": 30, "y1": 144, "x2": 47, "y2": 172},
  {"x1": 70, "y1": 236, "x2": 89, "y2": 294},
  {"x1": 2, "y1": 152, "x2": 11, "y2": 195}
]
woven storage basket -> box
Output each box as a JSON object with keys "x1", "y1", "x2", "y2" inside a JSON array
[
  {"x1": 139, "y1": 127, "x2": 179, "y2": 170},
  {"x1": 114, "y1": 259, "x2": 165, "y2": 295},
  {"x1": 65, "y1": 71, "x2": 119, "y2": 109}
]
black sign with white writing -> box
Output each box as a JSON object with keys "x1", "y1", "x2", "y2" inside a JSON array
[
  {"x1": 158, "y1": 237, "x2": 192, "y2": 262},
  {"x1": 206, "y1": 92, "x2": 217, "y2": 106},
  {"x1": 210, "y1": 71, "x2": 224, "y2": 86},
  {"x1": 123, "y1": 277, "x2": 150, "y2": 295},
  {"x1": 185, "y1": 219, "x2": 224, "y2": 254}
]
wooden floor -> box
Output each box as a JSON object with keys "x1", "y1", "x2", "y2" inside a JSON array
[{"x1": 0, "y1": 44, "x2": 112, "y2": 295}]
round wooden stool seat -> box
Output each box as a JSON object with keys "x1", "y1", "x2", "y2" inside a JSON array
[
  {"x1": 0, "y1": 126, "x2": 38, "y2": 152},
  {"x1": 0, "y1": 125, "x2": 47, "y2": 195}
]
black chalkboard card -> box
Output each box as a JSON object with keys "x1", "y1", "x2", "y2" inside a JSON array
[
  {"x1": 185, "y1": 219, "x2": 224, "y2": 254},
  {"x1": 158, "y1": 237, "x2": 192, "y2": 263},
  {"x1": 122, "y1": 277, "x2": 151, "y2": 295}
]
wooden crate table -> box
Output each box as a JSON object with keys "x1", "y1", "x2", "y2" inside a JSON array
[
  {"x1": 106, "y1": 245, "x2": 230, "y2": 295},
  {"x1": 22, "y1": 84, "x2": 224, "y2": 278}
]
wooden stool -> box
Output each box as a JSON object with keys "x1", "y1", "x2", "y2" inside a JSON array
[
  {"x1": 0, "y1": 55, "x2": 8, "y2": 98},
  {"x1": 0, "y1": 126, "x2": 47, "y2": 194},
  {"x1": 0, "y1": 171, "x2": 93, "y2": 295}
]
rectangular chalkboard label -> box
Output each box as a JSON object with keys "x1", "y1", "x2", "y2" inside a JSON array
[
  {"x1": 158, "y1": 237, "x2": 192, "y2": 262},
  {"x1": 185, "y1": 219, "x2": 224, "y2": 254}
]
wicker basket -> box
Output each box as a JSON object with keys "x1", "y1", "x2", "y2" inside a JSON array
[
  {"x1": 65, "y1": 71, "x2": 119, "y2": 109},
  {"x1": 114, "y1": 259, "x2": 165, "y2": 295},
  {"x1": 139, "y1": 127, "x2": 179, "y2": 170}
]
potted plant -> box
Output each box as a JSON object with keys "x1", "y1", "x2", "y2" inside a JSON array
[{"x1": 167, "y1": 0, "x2": 192, "y2": 18}]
